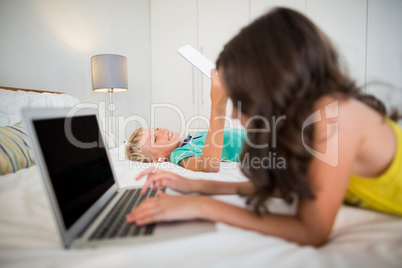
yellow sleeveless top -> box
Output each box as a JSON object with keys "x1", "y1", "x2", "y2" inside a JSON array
[{"x1": 344, "y1": 118, "x2": 402, "y2": 216}]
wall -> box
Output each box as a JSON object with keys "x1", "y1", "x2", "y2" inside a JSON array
[{"x1": 0, "y1": 0, "x2": 151, "y2": 140}]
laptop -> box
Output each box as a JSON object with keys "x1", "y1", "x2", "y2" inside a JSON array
[{"x1": 23, "y1": 107, "x2": 216, "y2": 248}]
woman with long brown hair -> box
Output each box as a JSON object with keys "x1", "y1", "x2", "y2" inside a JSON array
[{"x1": 126, "y1": 7, "x2": 402, "y2": 246}]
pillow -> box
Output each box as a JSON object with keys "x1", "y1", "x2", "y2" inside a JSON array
[
  {"x1": 0, "y1": 89, "x2": 80, "y2": 127},
  {"x1": 0, "y1": 123, "x2": 34, "y2": 174},
  {"x1": 103, "y1": 131, "x2": 123, "y2": 150}
]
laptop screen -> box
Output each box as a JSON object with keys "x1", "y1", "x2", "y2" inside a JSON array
[{"x1": 33, "y1": 115, "x2": 114, "y2": 229}]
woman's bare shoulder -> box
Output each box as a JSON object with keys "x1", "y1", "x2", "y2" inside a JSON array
[
  {"x1": 314, "y1": 95, "x2": 377, "y2": 123},
  {"x1": 311, "y1": 95, "x2": 373, "y2": 151}
]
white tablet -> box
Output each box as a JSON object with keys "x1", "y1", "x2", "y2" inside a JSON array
[{"x1": 178, "y1": 45, "x2": 216, "y2": 79}]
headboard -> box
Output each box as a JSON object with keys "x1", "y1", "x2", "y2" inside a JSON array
[{"x1": 0, "y1": 86, "x2": 65, "y2": 94}]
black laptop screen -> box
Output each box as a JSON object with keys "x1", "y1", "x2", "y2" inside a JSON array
[{"x1": 33, "y1": 115, "x2": 114, "y2": 229}]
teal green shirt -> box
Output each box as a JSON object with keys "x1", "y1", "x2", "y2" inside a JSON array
[{"x1": 169, "y1": 128, "x2": 246, "y2": 165}]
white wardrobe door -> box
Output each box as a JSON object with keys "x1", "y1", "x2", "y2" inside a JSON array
[
  {"x1": 306, "y1": 0, "x2": 367, "y2": 87},
  {"x1": 366, "y1": 0, "x2": 402, "y2": 114},
  {"x1": 151, "y1": 0, "x2": 198, "y2": 133},
  {"x1": 250, "y1": 0, "x2": 306, "y2": 21},
  {"x1": 198, "y1": 0, "x2": 250, "y2": 129}
]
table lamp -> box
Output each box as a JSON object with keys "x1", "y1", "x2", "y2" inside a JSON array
[{"x1": 91, "y1": 54, "x2": 128, "y2": 135}]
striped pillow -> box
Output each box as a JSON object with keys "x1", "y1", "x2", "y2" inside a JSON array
[
  {"x1": 103, "y1": 131, "x2": 123, "y2": 150},
  {"x1": 0, "y1": 124, "x2": 34, "y2": 174}
]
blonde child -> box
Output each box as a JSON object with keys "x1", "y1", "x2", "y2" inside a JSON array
[
  {"x1": 125, "y1": 75, "x2": 246, "y2": 172},
  {"x1": 125, "y1": 127, "x2": 246, "y2": 172}
]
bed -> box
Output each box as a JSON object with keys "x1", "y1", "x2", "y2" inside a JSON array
[{"x1": 0, "y1": 87, "x2": 401, "y2": 268}]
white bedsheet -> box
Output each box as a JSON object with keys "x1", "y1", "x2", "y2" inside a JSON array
[{"x1": 0, "y1": 145, "x2": 401, "y2": 268}]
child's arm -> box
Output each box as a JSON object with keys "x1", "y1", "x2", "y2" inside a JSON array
[{"x1": 178, "y1": 69, "x2": 228, "y2": 173}]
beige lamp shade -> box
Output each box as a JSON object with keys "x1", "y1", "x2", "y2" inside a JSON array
[{"x1": 91, "y1": 54, "x2": 128, "y2": 92}]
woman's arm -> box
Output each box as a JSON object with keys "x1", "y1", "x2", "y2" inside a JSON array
[
  {"x1": 194, "y1": 180, "x2": 255, "y2": 196},
  {"x1": 178, "y1": 69, "x2": 228, "y2": 172},
  {"x1": 130, "y1": 148, "x2": 353, "y2": 246},
  {"x1": 136, "y1": 168, "x2": 255, "y2": 196}
]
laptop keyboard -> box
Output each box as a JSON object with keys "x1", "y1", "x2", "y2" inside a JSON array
[{"x1": 89, "y1": 187, "x2": 164, "y2": 241}]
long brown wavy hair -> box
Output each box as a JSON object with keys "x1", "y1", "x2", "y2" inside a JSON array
[{"x1": 216, "y1": 7, "x2": 400, "y2": 212}]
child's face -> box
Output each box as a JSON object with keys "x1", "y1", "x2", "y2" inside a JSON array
[{"x1": 140, "y1": 128, "x2": 181, "y2": 159}]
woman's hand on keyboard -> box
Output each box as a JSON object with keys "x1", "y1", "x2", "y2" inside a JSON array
[
  {"x1": 126, "y1": 193, "x2": 207, "y2": 225},
  {"x1": 136, "y1": 168, "x2": 195, "y2": 195}
]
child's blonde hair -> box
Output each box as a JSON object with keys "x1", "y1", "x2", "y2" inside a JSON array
[{"x1": 125, "y1": 127, "x2": 153, "y2": 163}]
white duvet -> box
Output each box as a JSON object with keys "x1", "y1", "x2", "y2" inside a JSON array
[{"x1": 0, "y1": 144, "x2": 401, "y2": 268}]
